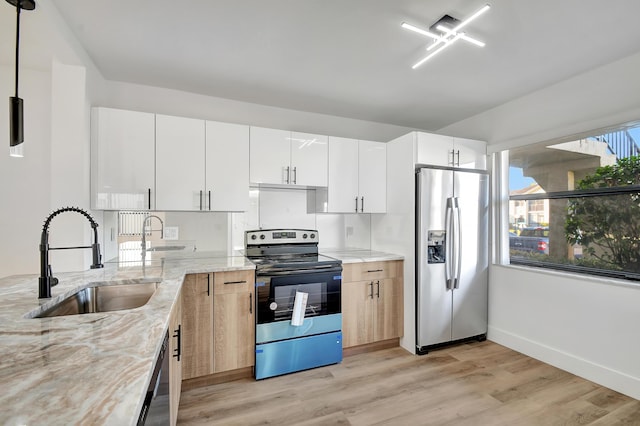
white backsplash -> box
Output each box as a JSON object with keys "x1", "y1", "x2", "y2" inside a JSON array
[{"x1": 104, "y1": 187, "x2": 373, "y2": 259}]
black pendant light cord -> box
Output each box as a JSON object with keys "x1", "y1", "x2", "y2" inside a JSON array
[{"x1": 14, "y1": 3, "x2": 20, "y2": 98}]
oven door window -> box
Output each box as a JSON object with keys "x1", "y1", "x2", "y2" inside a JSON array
[
  {"x1": 258, "y1": 271, "x2": 341, "y2": 324},
  {"x1": 273, "y1": 281, "x2": 325, "y2": 322}
]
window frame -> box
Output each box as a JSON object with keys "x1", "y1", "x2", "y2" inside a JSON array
[{"x1": 508, "y1": 185, "x2": 640, "y2": 282}]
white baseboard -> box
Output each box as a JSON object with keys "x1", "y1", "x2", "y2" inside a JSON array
[{"x1": 488, "y1": 326, "x2": 640, "y2": 400}]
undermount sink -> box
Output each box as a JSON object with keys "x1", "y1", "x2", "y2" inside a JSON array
[
  {"x1": 32, "y1": 281, "x2": 161, "y2": 318},
  {"x1": 145, "y1": 245, "x2": 186, "y2": 252}
]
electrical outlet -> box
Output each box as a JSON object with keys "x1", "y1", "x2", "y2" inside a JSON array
[{"x1": 163, "y1": 226, "x2": 179, "y2": 240}]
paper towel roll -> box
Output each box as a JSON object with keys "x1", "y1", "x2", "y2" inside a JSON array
[{"x1": 291, "y1": 291, "x2": 308, "y2": 326}]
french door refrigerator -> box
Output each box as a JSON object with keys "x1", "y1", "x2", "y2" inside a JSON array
[{"x1": 416, "y1": 165, "x2": 489, "y2": 354}]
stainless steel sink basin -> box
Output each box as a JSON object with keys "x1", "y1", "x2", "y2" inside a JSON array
[{"x1": 33, "y1": 281, "x2": 160, "y2": 318}]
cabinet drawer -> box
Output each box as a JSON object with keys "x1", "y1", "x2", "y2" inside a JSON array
[
  {"x1": 342, "y1": 260, "x2": 402, "y2": 282},
  {"x1": 213, "y1": 270, "x2": 255, "y2": 294}
]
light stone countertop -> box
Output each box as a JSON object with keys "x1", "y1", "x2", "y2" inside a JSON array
[
  {"x1": 320, "y1": 248, "x2": 404, "y2": 264},
  {"x1": 0, "y1": 248, "x2": 402, "y2": 425},
  {"x1": 0, "y1": 251, "x2": 255, "y2": 426}
]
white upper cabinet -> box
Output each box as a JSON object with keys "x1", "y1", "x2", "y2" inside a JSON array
[
  {"x1": 91, "y1": 107, "x2": 155, "y2": 210},
  {"x1": 325, "y1": 137, "x2": 386, "y2": 213},
  {"x1": 454, "y1": 137, "x2": 487, "y2": 169},
  {"x1": 249, "y1": 127, "x2": 290, "y2": 185},
  {"x1": 249, "y1": 126, "x2": 328, "y2": 186},
  {"x1": 327, "y1": 136, "x2": 359, "y2": 212},
  {"x1": 155, "y1": 114, "x2": 206, "y2": 211},
  {"x1": 290, "y1": 131, "x2": 328, "y2": 186},
  {"x1": 416, "y1": 132, "x2": 486, "y2": 170},
  {"x1": 205, "y1": 121, "x2": 249, "y2": 212},
  {"x1": 358, "y1": 140, "x2": 386, "y2": 213}
]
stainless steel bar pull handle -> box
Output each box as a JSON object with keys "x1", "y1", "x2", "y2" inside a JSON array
[
  {"x1": 292, "y1": 166, "x2": 297, "y2": 184},
  {"x1": 455, "y1": 150, "x2": 460, "y2": 167},
  {"x1": 445, "y1": 198, "x2": 454, "y2": 289},
  {"x1": 376, "y1": 280, "x2": 380, "y2": 298},
  {"x1": 369, "y1": 281, "x2": 374, "y2": 299},
  {"x1": 355, "y1": 196, "x2": 358, "y2": 212},
  {"x1": 448, "y1": 150, "x2": 454, "y2": 166},
  {"x1": 453, "y1": 197, "x2": 462, "y2": 289},
  {"x1": 285, "y1": 166, "x2": 290, "y2": 184},
  {"x1": 199, "y1": 190, "x2": 203, "y2": 211},
  {"x1": 208, "y1": 190, "x2": 211, "y2": 211},
  {"x1": 361, "y1": 196, "x2": 364, "y2": 213}
]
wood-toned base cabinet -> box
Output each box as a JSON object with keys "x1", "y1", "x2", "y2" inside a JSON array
[
  {"x1": 342, "y1": 260, "x2": 403, "y2": 348},
  {"x1": 169, "y1": 291, "x2": 182, "y2": 426},
  {"x1": 181, "y1": 270, "x2": 255, "y2": 382}
]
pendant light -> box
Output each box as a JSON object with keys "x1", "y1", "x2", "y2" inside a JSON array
[{"x1": 6, "y1": 0, "x2": 36, "y2": 158}]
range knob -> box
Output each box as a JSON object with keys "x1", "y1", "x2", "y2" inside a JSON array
[
  {"x1": 310, "y1": 233, "x2": 316, "y2": 239},
  {"x1": 302, "y1": 233, "x2": 308, "y2": 239},
  {"x1": 251, "y1": 234, "x2": 257, "y2": 240},
  {"x1": 259, "y1": 234, "x2": 266, "y2": 240}
]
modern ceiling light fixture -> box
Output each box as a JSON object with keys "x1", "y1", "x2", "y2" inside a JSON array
[
  {"x1": 402, "y1": 3, "x2": 490, "y2": 69},
  {"x1": 6, "y1": 0, "x2": 36, "y2": 158}
]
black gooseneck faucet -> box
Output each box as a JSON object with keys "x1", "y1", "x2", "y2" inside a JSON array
[{"x1": 39, "y1": 206, "x2": 104, "y2": 298}]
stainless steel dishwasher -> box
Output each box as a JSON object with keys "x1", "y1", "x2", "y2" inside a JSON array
[{"x1": 138, "y1": 331, "x2": 170, "y2": 425}]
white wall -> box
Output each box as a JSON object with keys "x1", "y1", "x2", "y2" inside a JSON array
[
  {"x1": 438, "y1": 50, "x2": 640, "y2": 151},
  {"x1": 102, "y1": 80, "x2": 417, "y2": 143},
  {"x1": 490, "y1": 265, "x2": 640, "y2": 399},
  {"x1": 439, "y1": 50, "x2": 640, "y2": 400},
  {"x1": 0, "y1": 67, "x2": 51, "y2": 278}
]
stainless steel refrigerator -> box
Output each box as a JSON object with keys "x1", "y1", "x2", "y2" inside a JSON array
[{"x1": 416, "y1": 165, "x2": 489, "y2": 354}]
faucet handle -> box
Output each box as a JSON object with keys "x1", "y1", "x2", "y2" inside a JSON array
[{"x1": 47, "y1": 266, "x2": 59, "y2": 287}]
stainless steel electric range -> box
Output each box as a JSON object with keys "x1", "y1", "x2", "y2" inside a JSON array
[{"x1": 245, "y1": 229, "x2": 343, "y2": 380}]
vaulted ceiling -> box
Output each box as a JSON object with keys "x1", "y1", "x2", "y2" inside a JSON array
[{"x1": 10, "y1": 1, "x2": 640, "y2": 131}]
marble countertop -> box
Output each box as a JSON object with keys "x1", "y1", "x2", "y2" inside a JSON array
[
  {"x1": 0, "y1": 248, "x2": 402, "y2": 425},
  {"x1": 0, "y1": 252, "x2": 255, "y2": 426},
  {"x1": 320, "y1": 249, "x2": 404, "y2": 264}
]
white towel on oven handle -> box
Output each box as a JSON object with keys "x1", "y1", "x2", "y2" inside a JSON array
[{"x1": 291, "y1": 291, "x2": 308, "y2": 326}]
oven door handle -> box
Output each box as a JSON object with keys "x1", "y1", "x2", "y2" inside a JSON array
[{"x1": 256, "y1": 266, "x2": 343, "y2": 276}]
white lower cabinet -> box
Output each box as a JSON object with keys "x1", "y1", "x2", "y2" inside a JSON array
[{"x1": 325, "y1": 137, "x2": 386, "y2": 213}]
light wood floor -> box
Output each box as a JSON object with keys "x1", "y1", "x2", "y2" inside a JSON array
[{"x1": 177, "y1": 341, "x2": 640, "y2": 425}]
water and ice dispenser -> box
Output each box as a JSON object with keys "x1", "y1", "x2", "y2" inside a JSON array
[{"x1": 427, "y1": 230, "x2": 446, "y2": 264}]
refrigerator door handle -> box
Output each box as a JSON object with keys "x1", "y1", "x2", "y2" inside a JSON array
[
  {"x1": 453, "y1": 197, "x2": 462, "y2": 289},
  {"x1": 445, "y1": 198, "x2": 454, "y2": 290}
]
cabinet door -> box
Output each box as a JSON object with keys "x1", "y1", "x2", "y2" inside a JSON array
[
  {"x1": 205, "y1": 121, "x2": 249, "y2": 211},
  {"x1": 169, "y1": 290, "x2": 182, "y2": 426},
  {"x1": 327, "y1": 136, "x2": 359, "y2": 213},
  {"x1": 358, "y1": 140, "x2": 386, "y2": 213},
  {"x1": 156, "y1": 114, "x2": 206, "y2": 211},
  {"x1": 416, "y1": 132, "x2": 454, "y2": 167},
  {"x1": 91, "y1": 108, "x2": 155, "y2": 210},
  {"x1": 213, "y1": 270, "x2": 255, "y2": 372},
  {"x1": 373, "y1": 278, "x2": 403, "y2": 342},
  {"x1": 290, "y1": 132, "x2": 328, "y2": 187},
  {"x1": 181, "y1": 273, "x2": 213, "y2": 379},
  {"x1": 249, "y1": 127, "x2": 291, "y2": 184},
  {"x1": 342, "y1": 280, "x2": 375, "y2": 347},
  {"x1": 454, "y1": 137, "x2": 487, "y2": 170}
]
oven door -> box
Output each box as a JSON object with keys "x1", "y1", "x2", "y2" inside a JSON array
[{"x1": 256, "y1": 267, "x2": 341, "y2": 325}]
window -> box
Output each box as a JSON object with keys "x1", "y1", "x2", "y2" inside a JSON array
[{"x1": 506, "y1": 126, "x2": 640, "y2": 281}]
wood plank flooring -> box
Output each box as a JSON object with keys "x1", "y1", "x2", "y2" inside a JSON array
[{"x1": 177, "y1": 341, "x2": 640, "y2": 425}]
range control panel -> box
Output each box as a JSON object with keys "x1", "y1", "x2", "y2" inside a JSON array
[{"x1": 245, "y1": 229, "x2": 318, "y2": 246}]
